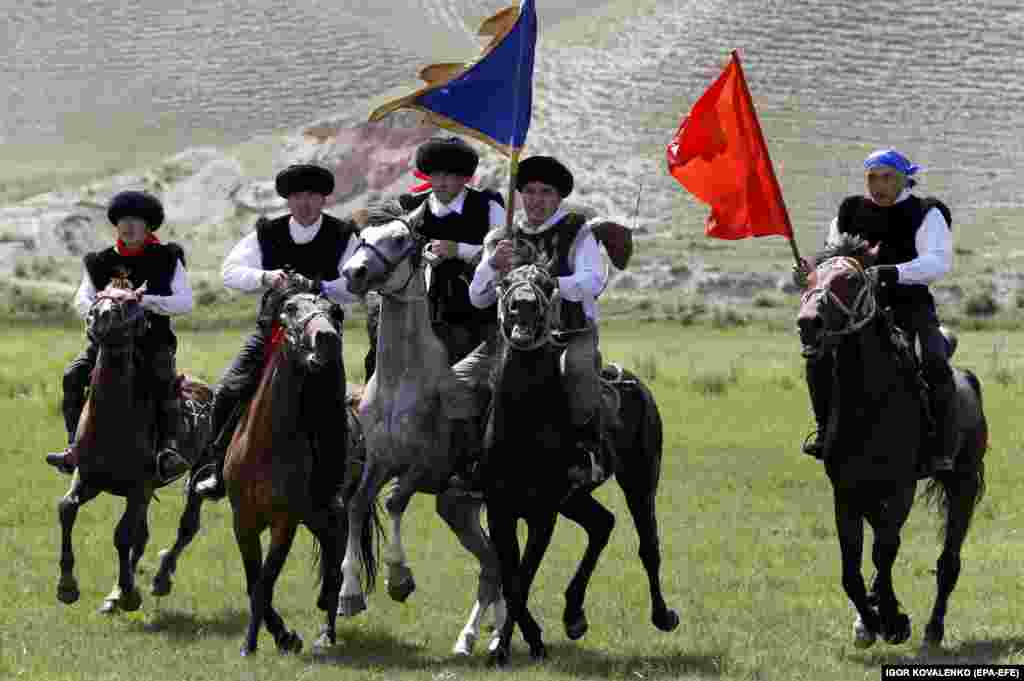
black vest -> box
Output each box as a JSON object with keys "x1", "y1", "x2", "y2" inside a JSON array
[
  {"x1": 517, "y1": 213, "x2": 589, "y2": 331},
  {"x1": 256, "y1": 213, "x2": 356, "y2": 281},
  {"x1": 84, "y1": 242, "x2": 185, "y2": 342},
  {"x1": 409, "y1": 189, "x2": 503, "y2": 328},
  {"x1": 837, "y1": 195, "x2": 952, "y2": 308}
]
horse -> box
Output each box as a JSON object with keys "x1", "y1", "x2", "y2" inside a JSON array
[
  {"x1": 56, "y1": 285, "x2": 213, "y2": 614},
  {"x1": 796, "y1": 235, "x2": 987, "y2": 649},
  {"x1": 223, "y1": 281, "x2": 378, "y2": 656},
  {"x1": 483, "y1": 262, "x2": 679, "y2": 667},
  {"x1": 336, "y1": 204, "x2": 507, "y2": 656}
]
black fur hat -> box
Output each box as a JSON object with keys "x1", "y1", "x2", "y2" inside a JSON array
[
  {"x1": 107, "y1": 191, "x2": 165, "y2": 230},
  {"x1": 516, "y1": 156, "x2": 573, "y2": 198},
  {"x1": 275, "y1": 164, "x2": 336, "y2": 198},
  {"x1": 415, "y1": 136, "x2": 479, "y2": 177}
]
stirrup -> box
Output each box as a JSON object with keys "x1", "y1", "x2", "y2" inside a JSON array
[
  {"x1": 46, "y1": 447, "x2": 77, "y2": 475},
  {"x1": 194, "y1": 470, "x2": 226, "y2": 500},
  {"x1": 156, "y1": 448, "x2": 189, "y2": 483},
  {"x1": 802, "y1": 431, "x2": 825, "y2": 459}
]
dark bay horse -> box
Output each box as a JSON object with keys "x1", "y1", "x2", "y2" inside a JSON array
[
  {"x1": 56, "y1": 287, "x2": 213, "y2": 613},
  {"x1": 224, "y1": 284, "x2": 377, "y2": 656},
  {"x1": 484, "y1": 263, "x2": 679, "y2": 667},
  {"x1": 338, "y1": 206, "x2": 506, "y2": 655},
  {"x1": 797, "y1": 235, "x2": 987, "y2": 648}
]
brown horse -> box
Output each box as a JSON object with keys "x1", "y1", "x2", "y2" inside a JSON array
[
  {"x1": 224, "y1": 284, "x2": 377, "y2": 657},
  {"x1": 797, "y1": 235, "x2": 987, "y2": 649},
  {"x1": 56, "y1": 288, "x2": 213, "y2": 614}
]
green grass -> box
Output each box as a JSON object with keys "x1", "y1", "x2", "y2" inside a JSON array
[{"x1": 2, "y1": 320, "x2": 1023, "y2": 680}]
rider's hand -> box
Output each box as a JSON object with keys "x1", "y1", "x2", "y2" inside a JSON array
[
  {"x1": 490, "y1": 240, "x2": 515, "y2": 274},
  {"x1": 791, "y1": 258, "x2": 812, "y2": 289},
  {"x1": 429, "y1": 240, "x2": 458, "y2": 260},
  {"x1": 867, "y1": 265, "x2": 899, "y2": 286},
  {"x1": 262, "y1": 269, "x2": 289, "y2": 290}
]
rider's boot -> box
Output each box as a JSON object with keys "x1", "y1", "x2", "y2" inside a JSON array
[
  {"x1": 928, "y1": 371, "x2": 957, "y2": 473},
  {"x1": 569, "y1": 413, "x2": 608, "y2": 486},
  {"x1": 45, "y1": 397, "x2": 85, "y2": 474},
  {"x1": 194, "y1": 389, "x2": 238, "y2": 500},
  {"x1": 802, "y1": 357, "x2": 832, "y2": 459},
  {"x1": 155, "y1": 397, "x2": 189, "y2": 483},
  {"x1": 447, "y1": 418, "x2": 484, "y2": 497}
]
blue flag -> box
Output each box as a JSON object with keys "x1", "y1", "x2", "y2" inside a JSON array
[{"x1": 369, "y1": 0, "x2": 537, "y2": 156}]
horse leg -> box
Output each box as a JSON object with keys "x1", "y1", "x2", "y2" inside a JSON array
[
  {"x1": 558, "y1": 492, "x2": 615, "y2": 641},
  {"x1": 233, "y1": 514, "x2": 266, "y2": 656},
  {"x1": 925, "y1": 472, "x2": 981, "y2": 648},
  {"x1": 383, "y1": 482, "x2": 416, "y2": 603},
  {"x1": 153, "y1": 481, "x2": 205, "y2": 596},
  {"x1": 865, "y1": 487, "x2": 915, "y2": 645},
  {"x1": 339, "y1": 462, "x2": 386, "y2": 617},
  {"x1": 616, "y1": 465, "x2": 680, "y2": 632},
  {"x1": 262, "y1": 520, "x2": 302, "y2": 655},
  {"x1": 833, "y1": 489, "x2": 879, "y2": 648},
  {"x1": 487, "y1": 507, "x2": 521, "y2": 668},
  {"x1": 56, "y1": 477, "x2": 100, "y2": 604},
  {"x1": 515, "y1": 510, "x2": 558, "y2": 662},
  {"x1": 436, "y1": 493, "x2": 502, "y2": 656},
  {"x1": 310, "y1": 511, "x2": 343, "y2": 653},
  {"x1": 100, "y1": 493, "x2": 148, "y2": 614}
]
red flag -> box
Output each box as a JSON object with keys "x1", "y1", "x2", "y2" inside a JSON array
[{"x1": 666, "y1": 51, "x2": 792, "y2": 240}]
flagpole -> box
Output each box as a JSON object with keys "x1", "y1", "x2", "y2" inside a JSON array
[
  {"x1": 731, "y1": 50, "x2": 803, "y2": 268},
  {"x1": 506, "y1": 149, "x2": 520, "y2": 229}
]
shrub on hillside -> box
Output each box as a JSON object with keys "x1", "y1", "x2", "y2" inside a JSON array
[{"x1": 963, "y1": 291, "x2": 998, "y2": 317}]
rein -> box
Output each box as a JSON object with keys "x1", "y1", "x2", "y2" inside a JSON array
[
  {"x1": 497, "y1": 266, "x2": 563, "y2": 352},
  {"x1": 354, "y1": 235, "x2": 425, "y2": 302},
  {"x1": 801, "y1": 256, "x2": 878, "y2": 343}
]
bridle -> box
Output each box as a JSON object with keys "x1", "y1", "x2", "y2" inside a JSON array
[
  {"x1": 87, "y1": 295, "x2": 148, "y2": 346},
  {"x1": 279, "y1": 292, "x2": 341, "y2": 361},
  {"x1": 800, "y1": 256, "x2": 878, "y2": 351},
  {"x1": 351, "y1": 225, "x2": 426, "y2": 301},
  {"x1": 497, "y1": 264, "x2": 562, "y2": 352}
]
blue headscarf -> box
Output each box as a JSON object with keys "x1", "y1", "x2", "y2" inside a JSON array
[{"x1": 863, "y1": 149, "x2": 921, "y2": 187}]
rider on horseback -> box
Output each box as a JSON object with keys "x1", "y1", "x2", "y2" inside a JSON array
[
  {"x1": 450, "y1": 155, "x2": 612, "y2": 491},
  {"x1": 796, "y1": 149, "x2": 956, "y2": 472},
  {"x1": 46, "y1": 190, "x2": 194, "y2": 482},
  {"x1": 194, "y1": 164, "x2": 363, "y2": 500},
  {"x1": 364, "y1": 136, "x2": 505, "y2": 376}
]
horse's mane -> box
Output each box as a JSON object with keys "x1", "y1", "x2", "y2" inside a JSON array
[
  {"x1": 815, "y1": 234, "x2": 873, "y2": 264},
  {"x1": 363, "y1": 197, "x2": 414, "y2": 229}
]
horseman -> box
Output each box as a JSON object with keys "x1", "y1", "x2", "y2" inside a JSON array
[
  {"x1": 364, "y1": 136, "x2": 505, "y2": 377},
  {"x1": 194, "y1": 163, "x2": 363, "y2": 500},
  {"x1": 449, "y1": 155, "x2": 611, "y2": 491},
  {"x1": 797, "y1": 148, "x2": 955, "y2": 472},
  {"x1": 46, "y1": 190, "x2": 194, "y2": 482}
]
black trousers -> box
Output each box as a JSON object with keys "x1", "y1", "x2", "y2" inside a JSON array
[{"x1": 210, "y1": 331, "x2": 267, "y2": 444}]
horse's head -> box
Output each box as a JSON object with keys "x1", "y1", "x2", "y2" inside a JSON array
[
  {"x1": 342, "y1": 218, "x2": 425, "y2": 298},
  {"x1": 274, "y1": 288, "x2": 345, "y2": 372},
  {"x1": 498, "y1": 263, "x2": 558, "y2": 350},
  {"x1": 86, "y1": 287, "x2": 148, "y2": 347},
  {"x1": 797, "y1": 235, "x2": 879, "y2": 357}
]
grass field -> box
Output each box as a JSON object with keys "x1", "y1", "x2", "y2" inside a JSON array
[{"x1": 1, "y1": 319, "x2": 1023, "y2": 681}]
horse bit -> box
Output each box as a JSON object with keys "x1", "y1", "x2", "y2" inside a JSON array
[{"x1": 801, "y1": 256, "x2": 878, "y2": 346}]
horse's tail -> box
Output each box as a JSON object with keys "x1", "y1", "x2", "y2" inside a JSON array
[
  {"x1": 358, "y1": 494, "x2": 383, "y2": 594},
  {"x1": 922, "y1": 368, "x2": 987, "y2": 542}
]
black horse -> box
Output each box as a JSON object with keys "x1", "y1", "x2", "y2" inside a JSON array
[
  {"x1": 797, "y1": 235, "x2": 987, "y2": 648},
  {"x1": 483, "y1": 263, "x2": 679, "y2": 667}
]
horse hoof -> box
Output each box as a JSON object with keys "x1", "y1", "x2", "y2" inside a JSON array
[
  {"x1": 313, "y1": 631, "x2": 335, "y2": 655},
  {"x1": 924, "y1": 620, "x2": 944, "y2": 648},
  {"x1": 853, "y1": 614, "x2": 878, "y2": 649},
  {"x1": 653, "y1": 608, "x2": 680, "y2": 632},
  {"x1": 240, "y1": 644, "x2": 255, "y2": 657},
  {"x1": 337, "y1": 594, "x2": 367, "y2": 617},
  {"x1": 151, "y1": 574, "x2": 172, "y2": 597},
  {"x1": 120, "y1": 588, "x2": 143, "y2": 612},
  {"x1": 99, "y1": 598, "x2": 120, "y2": 615},
  {"x1": 489, "y1": 645, "x2": 510, "y2": 668},
  {"x1": 277, "y1": 630, "x2": 303, "y2": 655},
  {"x1": 57, "y1": 579, "x2": 80, "y2": 605},
  {"x1": 529, "y1": 643, "x2": 547, "y2": 662},
  {"x1": 883, "y1": 614, "x2": 911, "y2": 645},
  {"x1": 453, "y1": 630, "x2": 477, "y2": 656},
  {"x1": 564, "y1": 612, "x2": 588, "y2": 641},
  {"x1": 386, "y1": 564, "x2": 416, "y2": 603}
]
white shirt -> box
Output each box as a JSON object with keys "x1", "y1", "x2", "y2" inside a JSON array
[
  {"x1": 73, "y1": 257, "x2": 193, "y2": 320},
  {"x1": 469, "y1": 206, "x2": 606, "y2": 322},
  {"x1": 825, "y1": 190, "x2": 952, "y2": 285},
  {"x1": 221, "y1": 215, "x2": 362, "y2": 305},
  {"x1": 427, "y1": 187, "x2": 506, "y2": 262}
]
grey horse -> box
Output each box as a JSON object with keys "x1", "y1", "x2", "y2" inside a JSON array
[{"x1": 337, "y1": 206, "x2": 505, "y2": 655}]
